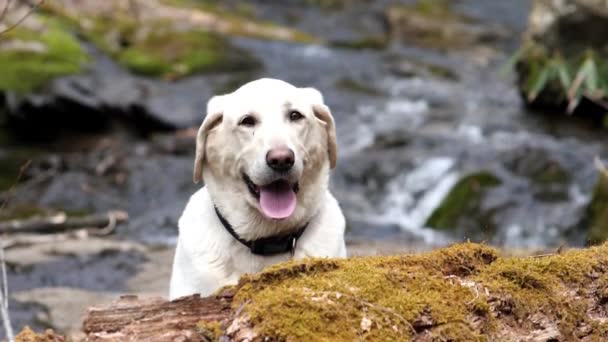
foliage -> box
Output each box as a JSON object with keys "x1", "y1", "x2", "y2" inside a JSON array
[
  {"x1": 514, "y1": 44, "x2": 608, "y2": 117},
  {"x1": 0, "y1": 18, "x2": 88, "y2": 92}
]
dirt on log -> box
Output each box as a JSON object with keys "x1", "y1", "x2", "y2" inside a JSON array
[{"x1": 16, "y1": 242, "x2": 608, "y2": 341}]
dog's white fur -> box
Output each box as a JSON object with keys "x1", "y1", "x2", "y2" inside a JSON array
[{"x1": 169, "y1": 78, "x2": 346, "y2": 299}]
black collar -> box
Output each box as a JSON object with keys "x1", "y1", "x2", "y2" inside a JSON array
[{"x1": 214, "y1": 206, "x2": 308, "y2": 256}]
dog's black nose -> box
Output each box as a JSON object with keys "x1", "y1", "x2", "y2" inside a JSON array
[{"x1": 266, "y1": 147, "x2": 295, "y2": 172}]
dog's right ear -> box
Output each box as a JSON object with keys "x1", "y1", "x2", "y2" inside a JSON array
[{"x1": 193, "y1": 95, "x2": 226, "y2": 183}]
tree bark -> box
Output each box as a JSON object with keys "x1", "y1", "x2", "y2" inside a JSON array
[{"x1": 83, "y1": 291, "x2": 234, "y2": 342}]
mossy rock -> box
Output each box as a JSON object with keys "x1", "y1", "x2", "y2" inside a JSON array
[
  {"x1": 385, "y1": 0, "x2": 506, "y2": 50},
  {"x1": 39, "y1": 0, "x2": 318, "y2": 79},
  {"x1": 224, "y1": 242, "x2": 608, "y2": 340},
  {"x1": 302, "y1": 0, "x2": 357, "y2": 11},
  {"x1": 114, "y1": 27, "x2": 260, "y2": 78},
  {"x1": 330, "y1": 36, "x2": 388, "y2": 50},
  {"x1": 425, "y1": 171, "x2": 502, "y2": 233},
  {"x1": 49, "y1": 12, "x2": 260, "y2": 79},
  {"x1": 584, "y1": 164, "x2": 608, "y2": 245},
  {"x1": 512, "y1": 0, "x2": 608, "y2": 122},
  {"x1": 161, "y1": 0, "x2": 317, "y2": 43},
  {"x1": 334, "y1": 77, "x2": 382, "y2": 96},
  {"x1": 0, "y1": 17, "x2": 89, "y2": 93}
]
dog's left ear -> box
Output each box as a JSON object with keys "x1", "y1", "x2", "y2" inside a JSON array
[
  {"x1": 300, "y1": 87, "x2": 337, "y2": 169},
  {"x1": 193, "y1": 95, "x2": 226, "y2": 183}
]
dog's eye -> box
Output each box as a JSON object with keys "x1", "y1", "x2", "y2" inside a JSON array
[
  {"x1": 289, "y1": 110, "x2": 304, "y2": 122},
  {"x1": 239, "y1": 115, "x2": 257, "y2": 127}
]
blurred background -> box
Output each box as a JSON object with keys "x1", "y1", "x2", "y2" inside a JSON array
[{"x1": 0, "y1": 0, "x2": 607, "y2": 337}]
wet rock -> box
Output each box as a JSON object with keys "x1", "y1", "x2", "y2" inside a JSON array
[
  {"x1": 583, "y1": 161, "x2": 608, "y2": 244},
  {"x1": 425, "y1": 171, "x2": 502, "y2": 234},
  {"x1": 515, "y1": 0, "x2": 608, "y2": 122},
  {"x1": 12, "y1": 288, "x2": 116, "y2": 338},
  {"x1": 4, "y1": 49, "x2": 219, "y2": 136},
  {"x1": 387, "y1": 58, "x2": 459, "y2": 81},
  {"x1": 6, "y1": 243, "x2": 147, "y2": 292},
  {"x1": 502, "y1": 146, "x2": 571, "y2": 202},
  {"x1": 3, "y1": 237, "x2": 147, "y2": 267},
  {"x1": 525, "y1": 0, "x2": 608, "y2": 52},
  {"x1": 0, "y1": 0, "x2": 327, "y2": 135},
  {"x1": 385, "y1": 1, "x2": 509, "y2": 50},
  {"x1": 7, "y1": 140, "x2": 194, "y2": 243},
  {"x1": 334, "y1": 77, "x2": 383, "y2": 96}
]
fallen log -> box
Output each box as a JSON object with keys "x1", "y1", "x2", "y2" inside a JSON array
[
  {"x1": 83, "y1": 292, "x2": 234, "y2": 342},
  {"x1": 0, "y1": 211, "x2": 128, "y2": 235},
  {"x1": 16, "y1": 243, "x2": 608, "y2": 341}
]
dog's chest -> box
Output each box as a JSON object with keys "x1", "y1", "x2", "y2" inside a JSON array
[{"x1": 230, "y1": 246, "x2": 293, "y2": 275}]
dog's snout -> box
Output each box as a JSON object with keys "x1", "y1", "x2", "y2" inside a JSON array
[{"x1": 266, "y1": 147, "x2": 295, "y2": 172}]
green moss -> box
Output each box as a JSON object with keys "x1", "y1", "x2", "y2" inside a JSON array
[
  {"x1": 0, "y1": 151, "x2": 34, "y2": 191},
  {"x1": 335, "y1": 77, "x2": 382, "y2": 96},
  {"x1": 585, "y1": 166, "x2": 608, "y2": 245},
  {"x1": 225, "y1": 243, "x2": 608, "y2": 340},
  {"x1": 197, "y1": 320, "x2": 222, "y2": 341},
  {"x1": 233, "y1": 243, "x2": 497, "y2": 340},
  {"x1": 67, "y1": 12, "x2": 260, "y2": 78},
  {"x1": 387, "y1": 1, "x2": 490, "y2": 51},
  {"x1": 36, "y1": 0, "x2": 319, "y2": 79},
  {"x1": 389, "y1": 57, "x2": 459, "y2": 81},
  {"x1": 116, "y1": 29, "x2": 259, "y2": 78},
  {"x1": 0, "y1": 17, "x2": 89, "y2": 92},
  {"x1": 0, "y1": 205, "x2": 49, "y2": 221},
  {"x1": 534, "y1": 163, "x2": 570, "y2": 185},
  {"x1": 330, "y1": 36, "x2": 388, "y2": 50},
  {"x1": 424, "y1": 63, "x2": 459, "y2": 81},
  {"x1": 412, "y1": 0, "x2": 461, "y2": 21},
  {"x1": 40, "y1": 4, "x2": 265, "y2": 79},
  {"x1": 0, "y1": 205, "x2": 92, "y2": 222},
  {"x1": 304, "y1": 0, "x2": 352, "y2": 11},
  {"x1": 425, "y1": 172, "x2": 502, "y2": 231},
  {"x1": 160, "y1": 0, "x2": 317, "y2": 43}
]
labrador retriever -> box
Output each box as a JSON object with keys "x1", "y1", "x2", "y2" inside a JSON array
[{"x1": 169, "y1": 78, "x2": 346, "y2": 299}]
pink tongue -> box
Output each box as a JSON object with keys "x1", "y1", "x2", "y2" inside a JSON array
[{"x1": 259, "y1": 181, "x2": 297, "y2": 219}]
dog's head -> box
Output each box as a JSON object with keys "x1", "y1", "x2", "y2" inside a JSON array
[{"x1": 193, "y1": 78, "x2": 337, "y2": 226}]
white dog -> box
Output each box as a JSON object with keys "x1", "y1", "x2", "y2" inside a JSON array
[{"x1": 169, "y1": 78, "x2": 347, "y2": 299}]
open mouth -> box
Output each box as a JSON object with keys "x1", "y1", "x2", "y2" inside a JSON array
[{"x1": 244, "y1": 174, "x2": 299, "y2": 220}]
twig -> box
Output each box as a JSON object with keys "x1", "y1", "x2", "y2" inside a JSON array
[
  {"x1": 0, "y1": 245, "x2": 14, "y2": 342},
  {"x1": 0, "y1": 210, "x2": 128, "y2": 234},
  {"x1": 444, "y1": 275, "x2": 481, "y2": 305},
  {"x1": 127, "y1": 0, "x2": 140, "y2": 24},
  {"x1": 0, "y1": 0, "x2": 13, "y2": 24},
  {"x1": 88, "y1": 210, "x2": 126, "y2": 236},
  {"x1": 527, "y1": 244, "x2": 565, "y2": 259},
  {"x1": 0, "y1": 0, "x2": 45, "y2": 36},
  {"x1": 527, "y1": 253, "x2": 556, "y2": 259},
  {"x1": 0, "y1": 160, "x2": 31, "y2": 213}
]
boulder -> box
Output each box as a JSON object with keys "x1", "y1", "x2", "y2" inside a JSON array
[
  {"x1": 515, "y1": 0, "x2": 608, "y2": 121},
  {"x1": 385, "y1": 0, "x2": 509, "y2": 50},
  {"x1": 584, "y1": 160, "x2": 608, "y2": 244}
]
